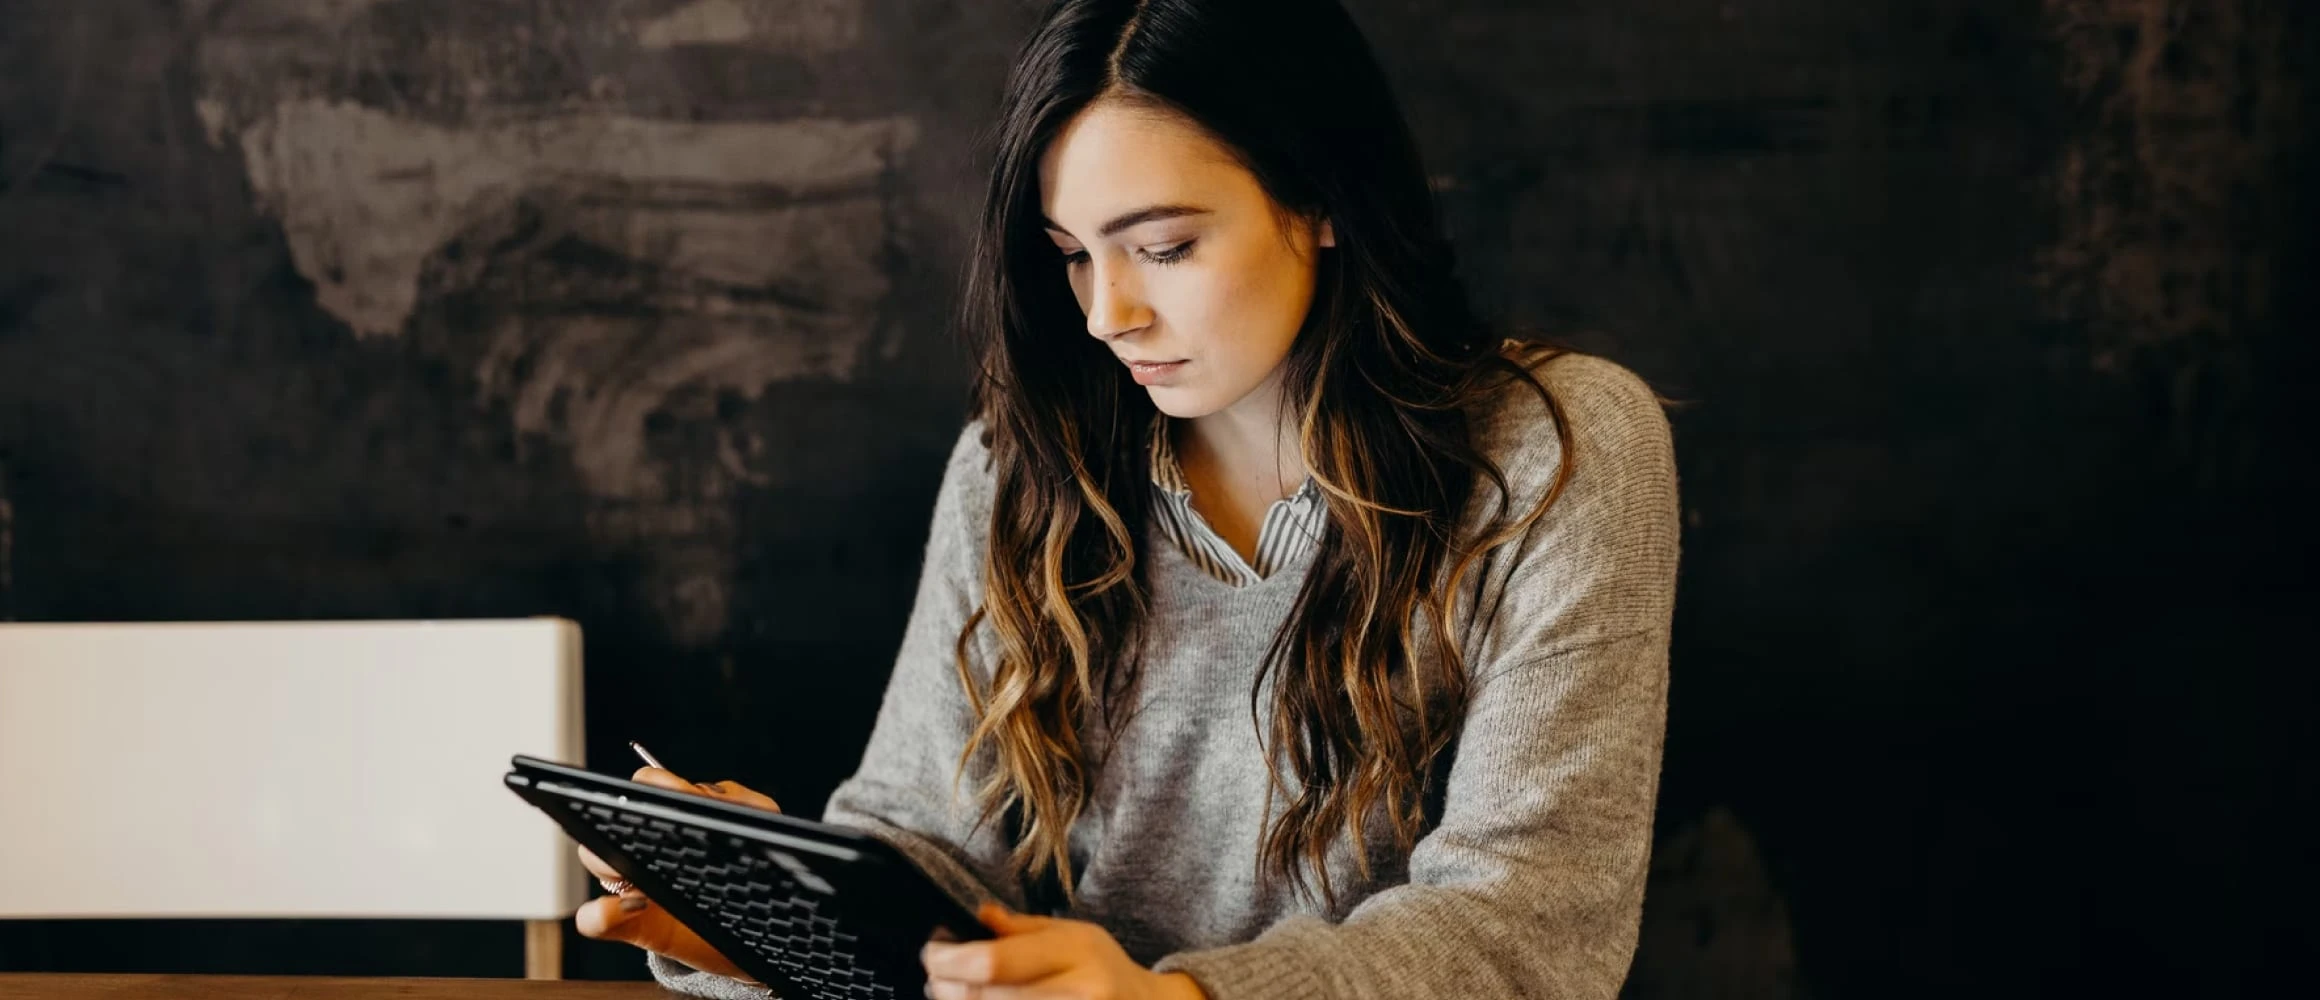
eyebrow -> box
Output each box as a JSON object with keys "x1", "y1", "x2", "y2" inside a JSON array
[{"x1": 1042, "y1": 204, "x2": 1212, "y2": 239}]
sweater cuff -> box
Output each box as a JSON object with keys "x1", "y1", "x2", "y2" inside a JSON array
[
  {"x1": 1152, "y1": 924, "x2": 1331, "y2": 1000},
  {"x1": 645, "y1": 951, "x2": 779, "y2": 1000}
]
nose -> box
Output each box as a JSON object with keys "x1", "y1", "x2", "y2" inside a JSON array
[{"x1": 1082, "y1": 260, "x2": 1151, "y2": 341}]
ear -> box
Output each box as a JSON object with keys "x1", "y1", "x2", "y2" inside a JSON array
[{"x1": 1318, "y1": 217, "x2": 1336, "y2": 248}]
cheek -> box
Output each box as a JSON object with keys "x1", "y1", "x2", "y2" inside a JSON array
[{"x1": 1200, "y1": 246, "x2": 1312, "y2": 357}]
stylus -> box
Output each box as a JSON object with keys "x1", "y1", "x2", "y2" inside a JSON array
[
  {"x1": 632, "y1": 741, "x2": 726, "y2": 796},
  {"x1": 629, "y1": 740, "x2": 669, "y2": 771}
]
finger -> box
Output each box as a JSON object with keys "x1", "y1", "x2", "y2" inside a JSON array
[
  {"x1": 576, "y1": 844, "x2": 628, "y2": 884},
  {"x1": 630, "y1": 766, "x2": 702, "y2": 793},
  {"x1": 925, "y1": 978, "x2": 1068, "y2": 1000},
  {"x1": 921, "y1": 927, "x2": 1081, "y2": 986},
  {"x1": 630, "y1": 767, "x2": 782, "y2": 812},
  {"x1": 976, "y1": 902, "x2": 1057, "y2": 935},
  {"x1": 699, "y1": 780, "x2": 781, "y2": 813},
  {"x1": 573, "y1": 895, "x2": 754, "y2": 983}
]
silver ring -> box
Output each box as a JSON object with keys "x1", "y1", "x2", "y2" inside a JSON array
[{"x1": 599, "y1": 877, "x2": 634, "y2": 895}]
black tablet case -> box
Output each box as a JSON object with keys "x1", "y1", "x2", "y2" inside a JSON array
[{"x1": 505, "y1": 755, "x2": 990, "y2": 999}]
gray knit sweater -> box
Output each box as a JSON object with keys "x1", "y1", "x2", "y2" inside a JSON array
[{"x1": 649, "y1": 353, "x2": 1680, "y2": 999}]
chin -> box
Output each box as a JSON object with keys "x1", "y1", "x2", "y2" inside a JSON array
[{"x1": 1144, "y1": 385, "x2": 1225, "y2": 421}]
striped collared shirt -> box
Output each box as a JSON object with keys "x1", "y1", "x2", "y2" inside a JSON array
[{"x1": 1146, "y1": 416, "x2": 1326, "y2": 586}]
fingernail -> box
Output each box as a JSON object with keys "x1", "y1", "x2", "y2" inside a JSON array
[
  {"x1": 921, "y1": 943, "x2": 957, "y2": 976},
  {"x1": 619, "y1": 895, "x2": 650, "y2": 913},
  {"x1": 695, "y1": 781, "x2": 720, "y2": 794}
]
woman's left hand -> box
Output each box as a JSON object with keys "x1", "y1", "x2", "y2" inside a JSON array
[{"x1": 921, "y1": 903, "x2": 1210, "y2": 1000}]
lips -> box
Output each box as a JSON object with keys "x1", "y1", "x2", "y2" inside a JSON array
[{"x1": 1124, "y1": 358, "x2": 1187, "y2": 386}]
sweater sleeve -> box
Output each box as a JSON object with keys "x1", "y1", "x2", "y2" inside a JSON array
[
  {"x1": 818, "y1": 422, "x2": 1026, "y2": 911},
  {"x1": 650, "y1": 422, "x2": 1022, "y2": 998},
  {"x1": 1152, "y1": 356, "x2": 1682, "y2": 1000}
]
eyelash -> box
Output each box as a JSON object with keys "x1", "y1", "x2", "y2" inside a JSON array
[{"x1": 1062, "y1": 240, "x2": 1197, "y2": 268}]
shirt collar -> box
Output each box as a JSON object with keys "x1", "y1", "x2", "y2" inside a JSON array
[{"x1": 1146, "y1": 414, "x2": 1320, "y2": 505}]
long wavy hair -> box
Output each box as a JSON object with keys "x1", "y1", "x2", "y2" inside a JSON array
[{"x1": 951, "y1": 0, "x2": 1574, "y2": 909}]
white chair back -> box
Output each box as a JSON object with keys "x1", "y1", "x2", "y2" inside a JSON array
[{"x1": 0, "y1": 619, "x2": 586, "y2": 926}]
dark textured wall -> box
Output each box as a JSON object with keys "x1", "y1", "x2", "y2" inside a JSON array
[{"x1": 1, "y1": 2, "x2": 2309, "y2": 997}]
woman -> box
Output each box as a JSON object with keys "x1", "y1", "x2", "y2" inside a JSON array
[{"x1": 579, "y1": 1, "x2": 1679, "y2": 997}]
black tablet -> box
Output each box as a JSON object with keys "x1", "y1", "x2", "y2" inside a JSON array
[{"x1": 504, "y1": 754, "x2": 990, "y2": 999}]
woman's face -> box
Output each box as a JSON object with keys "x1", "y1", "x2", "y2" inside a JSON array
[{"x1": 1037, "y1": 100, "x2": 1334, "y2": 422}]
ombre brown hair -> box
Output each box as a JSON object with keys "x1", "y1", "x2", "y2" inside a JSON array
[{"x1": 951, "y1": 0, "x2": 1574, "y2": 909}]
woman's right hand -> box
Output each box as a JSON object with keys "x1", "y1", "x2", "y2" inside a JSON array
[{"x1": 574, "y1": 766, "x2": 783, "y2": 984}]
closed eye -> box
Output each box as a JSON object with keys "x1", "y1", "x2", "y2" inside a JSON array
[
  {"x1": 1141, "y1": 240, "x2": 1196, "y2": 265},
  {"x1": 1059, "y1": 240, "x2": 1197, "y2": 268}
]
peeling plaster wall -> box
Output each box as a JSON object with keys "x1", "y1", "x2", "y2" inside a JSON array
[
  {"x1": 184, "y1": 1, "x2": 922, "y2": 645},
  {"x1": 0, "y1": 0, "x2": 2310, "y2": 994}
]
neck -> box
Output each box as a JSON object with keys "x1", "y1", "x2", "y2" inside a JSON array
[{"x1": 1179, "y1": 377, "x2": 1306, "y2": 501}]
